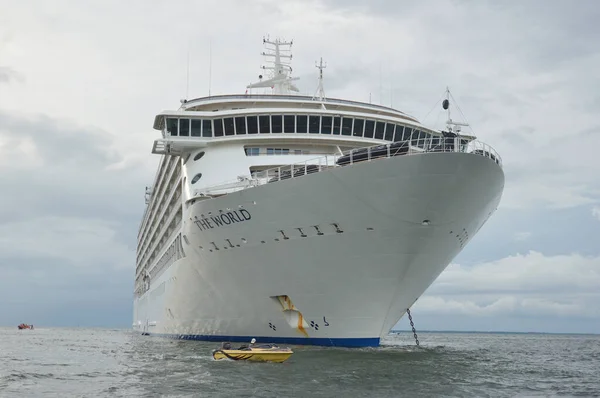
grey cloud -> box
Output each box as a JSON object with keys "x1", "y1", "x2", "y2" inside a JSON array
[{"x1": 0, "y1": 66, "x2": 23, "y2": 84}]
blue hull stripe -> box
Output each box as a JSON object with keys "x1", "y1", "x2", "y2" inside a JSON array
[{"x1": 147, "y1": 333, "x2": 380, "y2": 348}]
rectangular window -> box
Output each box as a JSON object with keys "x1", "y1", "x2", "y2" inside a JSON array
[
  {"x1": 384, "y1": 123, "x2": 395, "y2": 141},
  {"x1": 245, "y1": 147, "x2": 259, "y2": 156},
  {"x1": 247, "y1": 116, "x2": 258, "y2": 134},
  {"x1": 321, "y1": 116, "x2": 333, "y2": 134},
  {"x1": 364, "y1": 120, "x2": 375, "y2": 138},
  {"x1": 393, "y1": 125, "x2": 403, "y2": 141},
  {"x1": 191, "y1": 119, "x2": 201, "y2": 137},
  {"x1": 259, "y1": 115, "x2": 270, "y2": 134},
  {"x1": 294, "y1": 149, "x2": 302, "y2": 155},
  {"x1": 341, "y1": 118, "x2": 352, "y2": 136},
  {"x1": 333, "y1": 116, "x2": 341, "y2": 135},
  {"x1": 375, "y1": 121, "x2": 385, "y2": 139},
  {"x1": 411, "y1": 130, "x2": 423, "y2": 147},
  {"x1": 296, "y1": 115, "x2": 308, "y2": 133},
  {"x1": 353, "y1": 119, "x2": 364, "y2": 137},
  {"x1": 403, "y1": 127, "x2": 413, "y2": 142},
  {"x1": 271, "y1": 115, "x2": 283, "y2": 133},
  {"x1": 284, "y1": 115, "x2": 295, "y2": 133},
  {"x1": 167, "y1": 118, "x2": 178, "y2": 136},
  {"x1": 267, "y1": 148, "x2": 274, "y2": 155},
  {"x1": 309, "y1": 115, "x2": 320, "y2": 134},
  {"x1": 214, "y1": 119, "x2": 224, "y2": 137},
  {"x1": 179, "y1": 119, "x2": 190, "y2": 136},
  {"x1": 224, "y1": 117, "x2": 235, "y2": 136},
  {"x1": 202, "y1": 120, "x2": 212, "y2": 137},
  {"x1": 235, "y1": 117, "x2": 246, "y2": 134}
]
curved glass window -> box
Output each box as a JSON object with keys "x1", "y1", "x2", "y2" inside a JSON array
[
  {"x1": 296, "y1": 115, "x2": 307, "y2": 133},
  {"x1": 191, "y1": 173, "x2": 203, "y2": 184},
  {"x1": 194, "y1": 151, "x2": 205, "y2": 161},
  {"x1": 364, "y1": 120, "x2": 375, "y2": 138},
  {"x1": 259, "y1": 115, "x2": 270, "y2": 134},
  {"x1": 191, "y1": 119, "x2": 201, "y2": 137},
  {"x1": 247, "y1": 116, "x2": 258, "y2": 134},
  {"x1": 375, "y1": 122, "x2": 385, "y2": 139},
  {"x1": 271, "y1": 115, "x2": 283, "y2": 133},
  {"x1": 284, "y1": 115, "x2": 295, "y2": 133},
  {"x1": 224, "y1": 118, "x2": 235, "y2": 136},
  {"x1": 167, "y1": 118, "x2": 178, "y2": 136},
  {"x1": 202, "y1": 120, "x2": 212, "y2": 137},
  {"x1": 384, "y1": 123, "x2": 395, "y2": 141}
]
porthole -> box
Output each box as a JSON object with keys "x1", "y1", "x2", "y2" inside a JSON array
[
  {"x1": 194, "y1": 151, "x2": 206, "y2": 161},
  {"x1": 191, "y1": 173, "x2": 202, "y2": 184}
]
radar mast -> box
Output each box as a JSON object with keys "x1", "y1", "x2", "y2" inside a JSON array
[
  {"x1": 246, "y1": 36, "x2": 300, "y2": 95},
  {"x1": 312, "y1": 57, "x2": 327, "y2": 101}
]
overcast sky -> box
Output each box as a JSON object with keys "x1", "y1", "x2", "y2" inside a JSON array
[{"x1": 1, "y1": 0, "x2": 599, "y2": 334}]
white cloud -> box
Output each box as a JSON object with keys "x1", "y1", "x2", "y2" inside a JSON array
[
  {"x1": 593, "y1": 206, "x2": 600, "y2": 221},
  {"x1": 416, "y1": 251, "x2": 600, "y2": 319}
]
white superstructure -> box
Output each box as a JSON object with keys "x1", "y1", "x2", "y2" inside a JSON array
[{"x1": 133, "y1": 37, "x2": 505, "y2": 347}]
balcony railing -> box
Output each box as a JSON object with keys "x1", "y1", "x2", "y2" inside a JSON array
[{"x1": 192, "y1": 137, "x2": 502, "y2": 198}]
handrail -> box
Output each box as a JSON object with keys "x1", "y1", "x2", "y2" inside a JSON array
[{"x1": 192, "y1": 137, "x2": 502, "y2": 198}]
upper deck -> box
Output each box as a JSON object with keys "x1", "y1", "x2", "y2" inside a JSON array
[{"x1": 155, "y1": 93, "x2": 419, "y2": 126}]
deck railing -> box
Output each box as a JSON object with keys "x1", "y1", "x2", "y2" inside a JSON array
[{"x1": 193, "y1": 137, "x2": 502, "y2": 197}]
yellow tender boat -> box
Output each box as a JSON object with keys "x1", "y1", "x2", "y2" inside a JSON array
[{"x1": 212, "y1": 341, "x2": 293, "y2": 363}]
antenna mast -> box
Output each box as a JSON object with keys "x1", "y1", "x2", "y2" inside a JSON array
[
  {"x1": 313, "y1": 57, "x2": 327, "y2": 101},
  {"x1": 246, "y1": 36, "x2": 300, "y2": 95},
  {"x1": 443, "y1": 87, "x2": 469, "y2": 133}
]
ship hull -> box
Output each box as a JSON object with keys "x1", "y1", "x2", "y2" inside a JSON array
[{"x1": 133, "y1": 151, "x2": 504, "y2": 347}]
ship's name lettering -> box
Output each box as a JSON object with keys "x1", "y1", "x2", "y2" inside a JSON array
[{"x1": 194, "y1": 209, "x2": 252, "y2": 231}]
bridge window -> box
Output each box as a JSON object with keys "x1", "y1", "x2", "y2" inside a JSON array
[
  {"x1": 384, "y1": 123, "x2": 395, "y2": 141},
  {"x1": 224, "y1": 117, "x2": 235, "y2": 136},
  {"x1": 341, "y1": 117, "x2": 352, "y2": 136},
  {"x1": 321, "y1": 116, "x2": 332, "y2": 134},
  {"x1": 271, "y1": 115, "x2": 283, "y2": 133},
  {"x1": 309, "y1": 116, "x2": 320, "y2": 134},
  {"x1": 353, "y1": 119, "x2": 364, "y2": 137},
  {"x1": 375, "y1": 122, "x2": 385, "y2": 140},
  {"x1": 284, "y1": 115, "x2": 295, "y2": 133},
  {"x1": 247, "y1": 116, "x2": 258, "y2": 134},
  {"x1": 259, "y1": 115, "x2": 270, "y2": 134},
  {"x1": 191, "y1": 173, "x2": 203, "y2": 184},
  {"x1": 179, "y1": 119, "x2": 190, "y2": 136},
  {"x1": 167, "y1": 118, "x2": 178, "y2": 136},
  {"x1": 402, "y1": 126, "x2": 412, "y2": 141},
  {"x1": 191, "y1": 119, "x2": 201, "y2": 137},
  {"x1": 202, "y1": 120, "x2": 212, "y2": 137},
  {"x1": 364, "y1": 120, "x2": 375, "y2": 138},
  {"x1": 410, "y1": 129, "x2": 423, "y2": 147},
  {"x1": 245, "y1": 147, "x2": 259, "y2": 156},
  {"x1": 296, "y1": 115, "x2": 307, "y2": 133},
  {"x1": 235, "y1": 117, "x2": 246, "y2": 134},
  {"x1": 214, "y1": 119, "x2": 224, "y2": 136},
  {"x1": 333, "y1": 117, "x2": 341, "y2": 135}
]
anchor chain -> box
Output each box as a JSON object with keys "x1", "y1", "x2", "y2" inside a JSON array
[{"x1": 406, "y1": 308, "x2": 420, "y2": 346}]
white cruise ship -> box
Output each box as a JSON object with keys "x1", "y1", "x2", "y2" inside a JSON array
[{"x1": 133, "y1": 37, "x2": 505, "y2": 347}]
